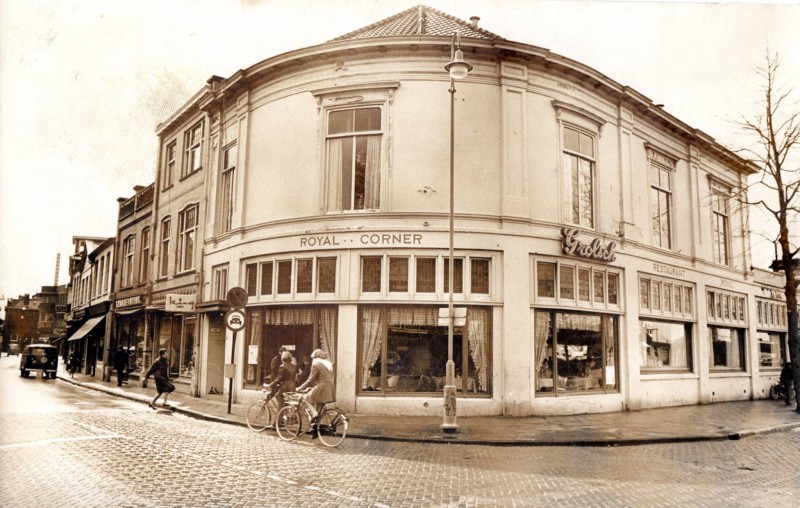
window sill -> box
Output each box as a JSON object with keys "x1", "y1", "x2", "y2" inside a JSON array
[
  {"x1": 640, "y1": 370, "x2": 697, "y2": 380},
  {"x1": 178, "y1": 168, "x2": 202, "y2": 182},
  {"x1": 709, "y1": 370, "x2": 749, "y2": 377},
  {"x1": 161, "y1": 184, "x2": 174, "y2": 192}
]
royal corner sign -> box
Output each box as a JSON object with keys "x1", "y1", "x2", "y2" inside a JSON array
[{"x1": 561, "y1": 228, "x2": 617, "y2": 263}]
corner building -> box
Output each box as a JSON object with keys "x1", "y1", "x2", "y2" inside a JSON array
[{"x1": 165, "y1": 6, "x2": 787, "y2": 416}]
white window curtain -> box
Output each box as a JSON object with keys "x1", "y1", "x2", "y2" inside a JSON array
[
  {"x1": 326, "y1": 139, "x2": 343, "y2": 211},
  {"x1": 726, "y1": 330, "x2": 741, "y2": 367},
  {"x1": 319, "y1": 307, "x2": 337, "y2": 362},
  {"x1": 467, "y1": 307, "x2": 489, "y2": 391},
  {"x1": 534, "y1": 311, "x2": 551, "y2": 373},
  {"x1": 668, "y1": 331, "x2": 687, "y2": 367},
  {"x1": 387, "y1": 306, "x2": 438, "y2": 326},
  {"x1": 263, "y1": 307, "x2": 315, "y2": 326},
  {"x1": 247, "y1": 311, "x2": 261, "y2": 384},
  {"x1": 364, "y1": 136, "x2": 381, "y2": 209},
  {"x1": 361, "y1": 307, "x2": 386, "y2": 388}
]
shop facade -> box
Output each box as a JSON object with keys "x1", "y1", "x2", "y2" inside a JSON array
[{"x1": 145, "y1": 6, "x2": 787, "y2": 416}]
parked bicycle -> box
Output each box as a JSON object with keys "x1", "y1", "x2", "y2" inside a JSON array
[
  {"x1": 246, "y1": 384, "x2": 281, "y2": 432},
  {"x1": 770, "y1": 377, "x2": 796, "y2": 403},
  {"x1": 275, "y1": 390, "x2": 348, "y2": 447}
]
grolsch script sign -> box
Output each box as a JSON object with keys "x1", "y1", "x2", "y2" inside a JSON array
[{"x1": 561, "y1": 228, "x2": 617, "y2": 263}]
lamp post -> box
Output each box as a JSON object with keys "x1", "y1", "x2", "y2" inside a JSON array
[{"x1": 441, "y1": 31, "x2": 472, "y2": 433}]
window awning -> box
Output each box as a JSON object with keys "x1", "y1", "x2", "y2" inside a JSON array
[{"x1": 67, "y1": 315, "x2": 105, "y2": 342}]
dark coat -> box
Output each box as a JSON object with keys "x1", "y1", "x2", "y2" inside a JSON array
[
  {"x1": 113, "y1": 349, "x2": 128, "y2": 371},
  {"x1": 145, "y1": 357, "x2": 175, "y2": 394},
  {"x1": 298, "y1": 359, "x2": 335, "y2": 405},
  {"x1": 780, "y1": 364, "x2": 794, "y2": 388}
]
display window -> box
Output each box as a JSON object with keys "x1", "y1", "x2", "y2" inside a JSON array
[
  {"x1": 639, "y1": 320, "x2": 692, "y2": 372},
  {"x1": 755, "y1": 297, "x2": 788, "y2": 369},
  {"x1": 358, "y1": 305, "x2": 492, "y2": 396},
  {"x1": 708, "y1": 326, "x2": 746, "y2": 370},
  {"x1": 244, "y1": 305, "x2": 337, "y2": 387},
  {"x1": 534, "y1": 310, "x2": 618, "y2": 395},
  {"x1": 156, "y1": 314, "x2": 196, "y2": 378}
]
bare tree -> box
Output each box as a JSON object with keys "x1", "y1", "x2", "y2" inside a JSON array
[{"x1": 738, "y1": 53, "x2": 799, "y2": 411}]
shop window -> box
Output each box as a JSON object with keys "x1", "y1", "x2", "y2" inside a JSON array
[
  {"x1": 534, "y1": 311, "x2": 618, "y2": 395},
  {"x1": 180, "y1": 318, "x2": 195, "y2": 378},
  {"x1": 245, "y1": 263, "x2": 258, "y2": 296},
  {"x1": 157, "y1": 315, "x2": 191, "y2": 378},
  {"x1": 362, "y1": 256, "x2": 382, "y2": 292},
  {"x1": 296, "y1": 259, "x2": 313, "y2": 293},
  {"x1": 758, "y1": 331, "x2": 786, "y2": 368},
  {"x1": 326, "y1": 107, "x2": 382, "y2": 211},
  {"x1": 317, "y1": 258, "x2": 336, "y2": 293},
  {"x1": 260, "y1": 262, "x2": 273, "y2": 295},
  {"x1": 389, "y1": 257, "x2": 409, "y2": 292},
  {"x1": 561, "y1": 125, "x2": 595, "y2": 228},
  {"x1": 359, "y1": 305, "x2": 491, "y2": 396},
  {"x1": 277, "y1": 260, "x2": 292, "y2": 294},
  {"x1": 244, "y1": 306, "x2": 337, "y2": 388},
  {"x1": 640, "y1": 320, "x2": 692, "y2": 372},
  {"x1": 415, "y1": 258, "x2": 436, "y2": 293},
  {"x1": 471, "y1": 258, "x2": 490, "y2": 295},
  {"x1": 709, "y1": 326, "x2": 746, "y2": 370}
]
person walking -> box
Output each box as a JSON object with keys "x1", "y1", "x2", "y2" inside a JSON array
[
  {"x1": 144, "y1": 348, "x2": 175, "y2": 409},
  {"x1": 297, "y1": 349, "x2": 335, "y2": 418},
  {"x1": 67, "y1": 351, "x2": 78, "y2": 378},
  {"x1": 113, "y1": 346, "x2": 129, "y2": 387},
  {"x1": 779, "y1": 362, "x2": 794, "y2": 405}
]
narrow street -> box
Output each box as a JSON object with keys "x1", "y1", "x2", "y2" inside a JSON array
[{"x1": 1, "y1": 355, "x2": 797, "y2": 507}]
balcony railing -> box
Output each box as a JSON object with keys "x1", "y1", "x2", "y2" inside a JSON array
[
  {"x1": 135, "y1": 183, "x2": 154, "y2": 210},
  {"x1": 118, "y1": 197, "x2": 135, "y2": 219}
]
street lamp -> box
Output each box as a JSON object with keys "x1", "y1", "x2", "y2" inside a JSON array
[{"x1": 441, "y1": 31, "x2": 472, "y2": 434}]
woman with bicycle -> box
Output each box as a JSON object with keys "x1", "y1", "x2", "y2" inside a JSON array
[
  {"x1": 267, "y1": 351, "x2": 297, "y2": 409},
  {"x1": 297, "y1": 349, "x2": 335, "y2": 417}
]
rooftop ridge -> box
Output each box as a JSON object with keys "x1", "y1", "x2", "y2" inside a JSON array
[{"x1": 330, "y1": 4, "x2": 504, "y2": 42}]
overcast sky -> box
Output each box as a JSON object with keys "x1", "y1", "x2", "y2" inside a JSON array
[{"x1": 1, "y1": 0, "x2": 798, "y2": 304}]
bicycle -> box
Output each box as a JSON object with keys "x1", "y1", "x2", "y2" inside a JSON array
[
  {"x1": 274, "y1": 390, "x2": 348, "y2": 447},
  {"x1": 246, "y1": 384, "x2": 281, "y2": 432}
]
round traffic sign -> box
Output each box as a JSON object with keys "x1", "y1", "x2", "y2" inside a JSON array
[
  {"x1": 224, "y1": 309, "x2": 246, "y2": 332},
  {"x1": 226, "y1": 287, "x2": 248, "y2": 309}
]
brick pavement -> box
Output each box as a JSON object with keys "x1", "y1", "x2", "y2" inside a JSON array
[{"x1": 56, "y1": 368, "x2": 800, "y2": 446}]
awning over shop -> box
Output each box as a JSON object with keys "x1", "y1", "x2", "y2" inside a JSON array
[{"x1": 67, "y1": 315, "x2": 105, "y2": 342}]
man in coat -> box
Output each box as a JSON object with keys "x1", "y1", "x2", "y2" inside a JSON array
[{"x1": 113, "y1": 346, "x2": 129, "y2": 387}]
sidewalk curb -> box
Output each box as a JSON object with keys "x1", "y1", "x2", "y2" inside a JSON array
[{"x1": 57, "y1": 375, "x2": 800, "y2": 447}]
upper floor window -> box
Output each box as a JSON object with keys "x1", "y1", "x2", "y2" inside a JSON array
[
  {"x1": 212, "y1": 264, "x2": 228, "y2": 301},
  {"x1": 163, "y1": 141, "x2": 176, "y2": 190},
  {"x1": 648, "y1": 149, "x2": 675, "y2": 249},
  {"x1": 562, "y1": 125, "x2": 595, "y2": 228},
  {"x1": 159, "y1": 217, "x2": 171, "y2": 278},
  {"x1": 182, "y1": 121, "x2": 203, "y2": 178},
  {"x1": 218, "y1": 143, "x2": 237, "y2": 234},
  {"x1": 122, "y1": 235, "x2": 135, "y2": 287},
  {"x1": 139, "y1": 227, "x2": 151, "y2": 284},
  {"x1": 362, "y1": 254, "x2": 492, "y2": 297},
  {"x1": 710, "y1": 182, "x2": 731, "y2": 265},
  {"x1": 177, "y1": 206, "x2": 198, "y2": 272},
  {"x1": 326, "y1": 107, "x2": 382, "y2": 211}
]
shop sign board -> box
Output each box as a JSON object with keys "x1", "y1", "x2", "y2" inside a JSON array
[
  {"x1": 561, "y1": 228, "x2": 617, "y2": 262},
  {"x1": 166, "y1": 294, "x2": 196, "y2": 312}
]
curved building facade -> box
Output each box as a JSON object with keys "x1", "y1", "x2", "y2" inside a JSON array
[{"x1": 146, "y1": 6, "x2": 788, "y2": 417}]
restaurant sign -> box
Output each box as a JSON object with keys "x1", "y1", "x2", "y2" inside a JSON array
[{"x1": 561, "y1": 228, "x2": 617, "y2": 263}]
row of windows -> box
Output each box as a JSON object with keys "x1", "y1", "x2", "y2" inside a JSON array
[
  {"x1": 639, "y1": 277, "x2": 694, "y2": 318},
  {"x1": 756, "y1": 300, "x2": 787, "y2": 328},
  {"x1": 706, "y1": 290, "x2": 747, "y2": 326},
  {"x1": 73, "y1": 251, "x2": 112, "y2": 307},
  {"x1": 535, "y1": 261, "x2": 620, "y2": 307}
]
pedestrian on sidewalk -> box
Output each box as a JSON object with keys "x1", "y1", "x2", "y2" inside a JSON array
[
  {"x1": 779, "y1": 362, "x2": 794, "y2": 406},
  {"x1": 113, "y1": 346, "x2": 128, "y2": 387},
  {"x1": 67, "y1": 351, "x2": 78, "y2": 378},
  {"x1": 144, "y1": 348, "x2": 175, "y2": 409}
]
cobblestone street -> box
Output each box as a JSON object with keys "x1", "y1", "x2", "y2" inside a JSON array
[{"x1": 1, "y1": 367, "x2": 798, "y2": 507}]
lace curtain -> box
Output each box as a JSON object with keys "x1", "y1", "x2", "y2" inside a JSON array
[
  {"x1": 319, "y1": 307, "x2": 337, "y2": 362},
  {"x1": 534, "y1": 311, "x2": 551, "y2": 373},
  {"x1": 361, "y1": 307, "x2": 385, "y2": 388},
  {"x1": 326, "y1": 140, "x2": 343, "y2": 211},
  {"x1": 467, "y1": 307, "x2": 489, "y2": 391},
  {"x1": 364, "y1": 136, "x2": 381, "y2": 209}
]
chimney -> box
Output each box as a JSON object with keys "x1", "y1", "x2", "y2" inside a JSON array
[
  {"x1": 470, "y1": 16, "x2": 480, "y2": 27},
  {"x1": 54, "y1": 253, "x2": 60, "y2": 286}
]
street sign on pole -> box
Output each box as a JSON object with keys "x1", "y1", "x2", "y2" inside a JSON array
[
  {"x1": 226, "y1": 287, "x2": 248, "y2": 309},
  {"x1": 438, "y1": 307, "x2": 466, "y2": 327},
  {"x1": 224, "y1": 309, "x2": 246, "y2": 332}
]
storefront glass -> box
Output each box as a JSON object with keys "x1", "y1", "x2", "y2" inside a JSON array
[
  {"x1": 359, "y1": 305, "x2": 491, "y2": 395},
  {"x1": 639, "y1": 320, "x2": 692, "y2": 371},
  {"x1": 244, "y1": 306, "x2": 337, "y2": 387},
  {"x1": 708, "y1": 326, "x2": 746, "y2": 370},
  {"x1": 534, "y1": 310, "x2": 618, "y2": 394},
  {"x1": 757, "y1": 331, "x2": 785, "y2": 368}
]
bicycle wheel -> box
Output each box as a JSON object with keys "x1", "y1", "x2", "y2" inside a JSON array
[
  {"x1": 275, "y1": 406, "x2": 301, "y2": 441},
  {"x1": 770, "y1": 385, "x2": 780, "y2": 400},
  {"x1": 246, "y1": 400, "x2": 273, "y2": 432},
  {"x1": 316, "y1": 408, "x2": 347, "y2": 447}
]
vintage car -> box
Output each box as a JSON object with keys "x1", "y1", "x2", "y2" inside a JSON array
[
  {"x1": 7, "y1": 342, "x2": 21, "y2": 356},
  {"x1": 19, "y1": 344, "x2": 59, "y2": 378}
]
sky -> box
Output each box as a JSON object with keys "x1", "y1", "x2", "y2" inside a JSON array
[{"x1": 1, "y1": 0, "x2": 799, "y2": 306}]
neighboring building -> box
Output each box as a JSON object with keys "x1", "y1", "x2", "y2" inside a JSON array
[
  {"x1": 139, "y1": 6, "x2": 785, "y2": 417},
  {"x1": 65, "y1": 236, "x2": 114, "y2": 376},
  {"x1": 110, "y1": 184, "x2": 155, "y2": 382},
  {"x1": 146, "y1": 93, "x2": 209, "y2": 396},
  {"x1": 2, "y1": 294, "x2": 40, "y2": 354}
]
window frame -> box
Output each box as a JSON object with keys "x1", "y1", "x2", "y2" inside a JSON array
[
  {"x1": 708, "y1": 325, "x2": 747, "y2": 371},
  {"x1": 121, "y1": 234, "x2": 135, "y2": 288},
  {"x1": 162, "y1": 141, "x2": 176, "y2": 190},
  {"x1": 639, "y1": 318, "x2": 694, "y2": 373},
  {"x1": 218, "y1": 142, "x2": 237, "y2": 234},
  {"x1": 159, "y1": 217, "x2": 171, "y2": 279},
  {"x1": 176, "y1": 205, "x2": 198, "y2": 273},
  {"x1": 561, "y1": 124, "x2": 597, "y2": 228},
  {"x1": 648, "y1": 150, "x2": 675, "y2": 250},
  {"x1": 534, "y1": 259, "x2": 622, "y2": 311},
  {"x1": 139, "y1": 227, "x2": 151, "y2": 284},
  {"x1": 182, "y1": 120, "x2": 204, "y2": 179},
  {"x1": 212, "y1": 264, "x2": 229, "y2": 301},
  {"x1": 710, "y1": 181, "x2": 732, "y2": 266}
]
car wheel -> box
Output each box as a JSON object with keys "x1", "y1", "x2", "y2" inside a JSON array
[{"x1": 21, "y1": 370, "x2": 29, "y2": 378}]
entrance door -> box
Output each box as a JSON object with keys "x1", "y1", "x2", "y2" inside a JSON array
[{"x1": 262, "y1": 325, "x2": 313, "y2": 384}]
